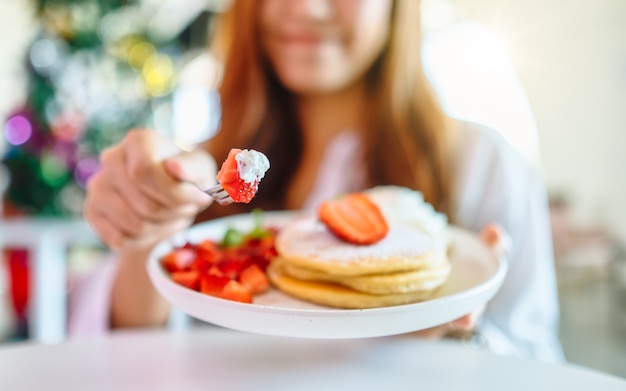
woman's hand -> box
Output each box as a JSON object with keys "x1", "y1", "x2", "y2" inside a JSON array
[
  {"x1": 403, "y1": 224, "x2": 510, "y2": 339},
  {"x1": 84, "y1": 129, "x2": 217, "y2": 252},
  {"x1": 409, "y1": 307, "x2": 485, "y2": 340},
  {"x1": 84, "y1": 129, "x2": 218, "y2": 328}
]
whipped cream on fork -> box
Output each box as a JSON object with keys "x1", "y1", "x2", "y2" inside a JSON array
[{"x1": 235, "y1": 149, "x2": 270, "y2": 183}]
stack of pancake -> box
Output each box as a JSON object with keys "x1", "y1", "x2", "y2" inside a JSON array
[{"x1": 267, "y1": 212, "x2": 450, "y2": 309}]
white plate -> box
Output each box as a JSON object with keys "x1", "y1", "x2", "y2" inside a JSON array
[{"x1": 148, "y1": 211, "x2": 507, "y2": 339}]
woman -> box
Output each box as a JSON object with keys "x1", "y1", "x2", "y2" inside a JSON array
[{"x1": 80, "y1": 0, "x2": 563, "y2": 362}]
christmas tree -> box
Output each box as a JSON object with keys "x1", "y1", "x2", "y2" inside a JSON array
[{"x1": 2, "y1": 0, "x2": 187, "y2": 216}]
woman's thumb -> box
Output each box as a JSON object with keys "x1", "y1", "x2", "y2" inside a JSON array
[{"x1": 163, "y1": 149, "x2": 218, "y2": 191}]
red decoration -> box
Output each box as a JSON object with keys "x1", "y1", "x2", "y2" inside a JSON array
[{"x1": 5, "y1": 248, "x2": 30, "y2": 320}]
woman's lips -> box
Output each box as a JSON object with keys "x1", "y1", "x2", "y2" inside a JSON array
[{"x1": 281, "y1": 33, "x2": 325, "y2": 46}]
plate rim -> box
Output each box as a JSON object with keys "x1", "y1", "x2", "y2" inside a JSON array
[{"x1": 148, "y1": 210, "x2": 507, "y2": 318}]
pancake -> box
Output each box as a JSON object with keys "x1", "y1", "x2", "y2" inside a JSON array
[
  {"x1": 275, "y1": 215, "x2": 448, "y2": 277},
  {"x1": 267, "y1": 261, "x2": 439, "y2": 309},
  {"x1": 273, "y1": 256, "x2": 451, "y2": 295},
  {"x1": 269, "y1": 212, "x2": 451, "y2": 308}
]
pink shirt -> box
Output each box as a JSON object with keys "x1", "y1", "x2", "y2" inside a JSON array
[{"x1": 69, "y1": 122, "x2": 563, "y2": 362}]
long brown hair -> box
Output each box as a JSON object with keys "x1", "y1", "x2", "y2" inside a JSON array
[{"x1": 200, "y1": 0, "x2": 451, "y2": 220}]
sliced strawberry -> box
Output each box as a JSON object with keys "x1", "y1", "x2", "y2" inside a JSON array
[
  {"x1": 244, "y1": 239, "x2": 276, "y2": 271},
  {"x1": 216, "y1": 248, "x2": 251, "y2": 279},
  {"x1": 162, "y1": 248, "x2": 196, "y2": 273},
  {"x1": 194, "y1": 241, "x2": 220, "y2": 271},
  {"x1": 217, "y1": 257, "x2": 251, "y2": 280},
  {"x1": 171, "y1": 270, "x2": 200, "y2": 290},
  {"x1": 161, "y1": 210, "x2": 278, "y2": 304},
  {"x1": 208, "y1": 265, "x2": 223, "y2": 276},
  {"x1": 239, "y1": 264, "x2": 269, "y2": 295},
  {"x1": 200, "y1": 274, "x2": 230, "y2": 296},
  {"x1": 190, "y1": 258, "x2": 212, "y2": 273},
  {"x1": 318, "y1": 192, "x2": 389, "y2": 245},
  {"x1": 220, "y1": 280, "x2": 253, "y2": 304},
  {"x1": 258, "y1": 235, "x2": 278, "y2": 261},
  {"x1": 196, "y1": 239, "x2": 220, "y2": 261},
  {"x1": 216, "y1": 148, "x2": 259, "y2": 203}
]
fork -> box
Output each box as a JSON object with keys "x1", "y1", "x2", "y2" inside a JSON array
[{"x1": 203, "y1": 183, "x2": 234, "y2": 205}]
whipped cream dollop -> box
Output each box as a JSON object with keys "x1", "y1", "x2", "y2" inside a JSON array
[
  {"x1": 364, "y1": 186, "x2": 448, "y2": 236},
  {"x1": 235, "y1": 149, "x2": 270, "y2": 183}
]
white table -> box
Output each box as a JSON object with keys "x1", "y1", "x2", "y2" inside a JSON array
[{"x1": 0, "y1": 328, "x2": 624, "y2": 391}]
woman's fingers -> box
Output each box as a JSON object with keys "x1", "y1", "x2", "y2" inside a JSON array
[
  {"x1": 401, "y1": 305, "x2": 485, "y2": 339},
  {"x1": 480, "y1": 224, "x2": 501, "y2": 247},
  {"x1": 480, "y1": 223, "x2": 512, "y2": 257},
  {"x1": 160, "y1": 148, "x2": 217, "y2": 208},
  {"x1": 163, "y1": 148, "x2": 218, "y2": 192},
  {"x1": 450, "y1": 314, "x2": 474, "y2": 331},
  {"x1": 84, "y1": 129, "x2": 216, "y2": 252},
  {"x1": 101, "y1": 146, "x2": 208, "y2": 223},
  {"x1": 122, "y1": 217, "x2": 195, "y2": 250},
  {"x1": 100, "y1": 147, "x2": 160, "y2": 219},
  {"x1": 122, "y1": 130, "x2": 212, "y2": 208},
  {"x1": 105, "y1": 129, "x2": 213, "y2": 216},
  {"x1": 450, "y1": 306, "x2": 485, "y2": 331},
  {"x1": 92, "y1": 183, "x2": 147, "y2": 237},
  {"x1": 85, "y1": 179, "x2": 197, "y2": 250},
  {"x1": 85, "y1": 173, "x2": 146, "y2": 248},
  {"x1": 84, "y1": 205, "x2": 124, "y2": 249}
]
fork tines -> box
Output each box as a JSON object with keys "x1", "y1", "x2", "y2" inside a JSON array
[{"x1": 204, "y1": 184, "x2": 234, "y2": 205}]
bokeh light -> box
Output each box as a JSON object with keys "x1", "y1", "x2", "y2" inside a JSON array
[
  {"x1": 40, "y1": 151, "x2": 68, "y2": 187},
  {"x1": 51, "y1": 112, "x2": 85, "y2": 141},
  {"x1": 4, "y1": 115, "x2": 33, "y2": 146},
  {"x1": 59, "y1": 183, "x2": 86, "y2": 215},
  {"x1": 128, "y1": 40, "x2": 156, "y2": 70},
  {"x1": 143, "y1": 53, "x2": 174, "y2": 96},
  {"x1": 74, "y1": 157, "x2": 100, "y2": 188},
  {"x1": 30, "y1": 38, "x2": 61, "y2": 71}
]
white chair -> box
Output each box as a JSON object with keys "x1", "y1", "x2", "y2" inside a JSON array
[{"x1": 0, "y1": 218, "x2": 100, "y2": 344}]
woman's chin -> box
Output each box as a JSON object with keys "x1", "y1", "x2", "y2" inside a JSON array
[{"x1": 279, "y1": 75, "x2": 355, "y2": 97}]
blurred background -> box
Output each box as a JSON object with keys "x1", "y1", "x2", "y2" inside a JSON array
[{"x1": 0, "y1": 0, "x2": 624, "y2": 378}]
